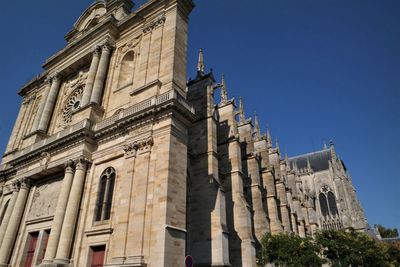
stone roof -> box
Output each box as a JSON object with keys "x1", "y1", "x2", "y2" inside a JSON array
[{"x1": 289, "y1": 149, "x2": 332, "y2": 172}]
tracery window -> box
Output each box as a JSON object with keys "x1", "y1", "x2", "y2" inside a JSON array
[
  {"x1": 319, "y1": 193, "x2": 329, "y2": 217},
  {"x1": 319, "y1": 185, "x2": 339, "y2": 217},
  {"x1": 95, "y1": 167, "x2": 116, "y2": 221}
]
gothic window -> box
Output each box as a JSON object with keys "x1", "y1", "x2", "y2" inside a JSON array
[
  {"x1": 319, "y1": 193, "x2": 329, "y2": 217},
  {"x1": 328, "y1": 191, "x2": 338, "y2": 215},
  {"x1": 117, "y1": 51, "x2": 135, "y2": 88},
  {"x1": 319, "y1": 186, "x2": 339, "y2": 217},
  {"x1": 95, "y1": 167, "x2": 116, "y2": 221}
]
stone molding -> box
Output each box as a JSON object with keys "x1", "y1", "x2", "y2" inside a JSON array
[
  {"x1": 0, "y1": 90, "x2": 194, "y2": 181},
  {"x1": 142, "y1": 15, "x2": 166, "y2": 33},
  {"x1": 123, "y1": 136, "x2": 153, "y2": 158}
]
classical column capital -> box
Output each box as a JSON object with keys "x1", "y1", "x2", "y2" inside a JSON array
[
  {"x1": 51, "y1": 72, "x2": 62, "y2": 82},
  {"x1": 19, "y1": 178, "x2": 32, "y2": 190},
  {"x1": 75, "y1": 156, "x2": 89, "y2": 170},
  {"x1": 101, "y1": 43, "x2": 112, "y2": 53},
  {"x1": 12, "y1": 178, "x2": 32, "y2": 191},
  {"x1": 99, "y1": 38, "x2": 115, "y2": 53},
  {"x1": 11, "y1": 180, "x2": 21, "y2": 192},
  {"x1": 92, "y1": 45, "x2": 102, "y2": 56},
  {"x1": 45, "y1": 76, "x2": 53, "y2": 85},
  {"x1": 64, "y1": 159, "x2": 75, "y2": 173}
]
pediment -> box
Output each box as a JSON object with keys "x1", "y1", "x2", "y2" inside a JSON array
[
  {"x1": 65, "y1": 1, "x2": 108, "y2": 42},
  {"x1": 65, "y1": 0, "x2": 134, "y2": 43}
]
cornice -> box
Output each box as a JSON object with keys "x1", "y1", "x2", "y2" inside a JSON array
[{"x1": 1, "y1": 90, "x2": 195, "y2": 181}]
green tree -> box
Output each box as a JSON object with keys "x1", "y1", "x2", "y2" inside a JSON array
[
  {"x1": 377, "y1": 224, "x2": 399, "y2": 238},
  {"x1": 257, "y1": 233, "x2": 325, "y2": 267},
  {"x1": 316, "y1": 229, "x2": 390, "y2": 267},
  {"x1": 385, "y1": 240, "x2": 400, "y2": 266}
]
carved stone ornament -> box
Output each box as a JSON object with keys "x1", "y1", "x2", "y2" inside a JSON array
[
  {"x1": 12, "y1": 178, "x2": 32, "y2": 191},
  {"x1": 143, "y1": 15, "x2": 166, "y2": 33},
  {"x1": 62, "y1": 87, "x2": 84, "y2": 125},
  {"x1": 75, "y1": 156, "x2": 89, "y2": 170},
  {"x1": 64, "y1": 159, "x2": 75, "y2": 172},
  {"x1": 51, "y1": 72, "x2": 62, "y2": 82},
  {"x1": 19, "y1": 178, "x2": 32, "y2": 190},
  {"x1": 28, "y1": 179, "x2": 62, "y2": 220},
  {"x1": 124, "y1": 136, "x2": 154, "y2": 157},
  {"x1": 40, "y1": 152, "x2": 51, "y2": 170},
  {"x1": 123, "y1": 143, "x2": 139, "y2": 158}
]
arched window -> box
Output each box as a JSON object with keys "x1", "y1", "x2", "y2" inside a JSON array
[
  {"x1": 117, "y1": 51, "x2": 135, "y2": 88},
  {"x1": 327, "y1": 192, "x2": 338, "y2": 215},
  {"x1": 0, "y1": 200, "x2": 9, "y2": 226},
  {"x1": 95, "y1": 167, "x2": 116, "y2": 221},
  {"x1": 319, "y1": 193, "x2": 329, "y2": 217}
]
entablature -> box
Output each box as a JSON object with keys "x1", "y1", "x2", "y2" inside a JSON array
[{"x1": 0, "y1": 89, "x2": 195, "y2": 181}]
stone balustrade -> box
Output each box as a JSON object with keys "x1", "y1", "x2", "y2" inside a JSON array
[{"x1": 0, "y1": 90, "x2": 194, "y2": 169}]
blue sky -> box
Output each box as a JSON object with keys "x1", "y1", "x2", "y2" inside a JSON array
[{"x1": 0, "y1": 0, "x2": 399, "y2": 229}]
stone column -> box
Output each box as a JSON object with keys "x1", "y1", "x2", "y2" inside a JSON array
[
  {"x1": 38, "y1": 73, "x2": 62, "y2": 133},
  {"x1": 0, "y1": 187, "x2": 19, "y2": 243},
  {"x1": 90, "y1": 43, "x2": 112, "y2": 105},
  {"x1": 0, "y1": 186, "x2": 3, "y2": 215},
  {"x1": 54, "y1": 157, "x2": 87, "y2": 265},
  {"x1": 31, "y1": 78, "x2": 52, "y2": 133},
  {"x1": 0, "y1": 178, "x2": 31, "y2": 266},
  {"x1": 41, "y1": 160, "x2": 75, "y2": 265},
  {"x1": 81, "y1": 47, "x2": 101, "y2": 106}
]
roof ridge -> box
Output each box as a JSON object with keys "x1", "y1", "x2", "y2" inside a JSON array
[{"x1": 288, "y1": 148, "x2": 330, "y2": 160}]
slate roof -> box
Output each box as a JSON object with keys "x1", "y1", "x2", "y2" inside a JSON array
[{"x1": 289, "y1": 149, "x2": 332, "y2": 172}]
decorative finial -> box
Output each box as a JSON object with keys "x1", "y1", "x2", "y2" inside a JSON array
[
  {"x1": 197, "y1": 48, "x2": 205, "y2": 77},
  {"x1": 275, "y1": 138, "x2": 280, "y2": 153},
  {"x1": 220, "y1": 74, "x2": 228, "y2": 103},
  {"x1": 323, "y1": 141, "x2": 328, "y2": 150},
  {"x1": 307, "y1": 158, "x2": 312, "y2": 172},
  {"x1": 329, "y1": 140, "x2": 337, "y2": 160},
  {"x1": 254, "y1": 111, "x2": 261, "y2": 139},
  {"x1": 238, "y1": 97, "x2": 246, "y2": 123},
  {"x1": 266, "y1": 126, "x2": 272, "y2": 147}
]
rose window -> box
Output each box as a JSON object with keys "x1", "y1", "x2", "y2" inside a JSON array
[{"x1": 62, "y1": 87, "x2": 84, "y2": 124}]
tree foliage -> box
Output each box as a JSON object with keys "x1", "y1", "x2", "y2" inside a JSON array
[
  {"x1": 316, "y1": 229, "x2": 389, "y2": 267},
  {"x1": 257, "y1": 233, "x2": 325, "y2": 267},
  {"x1": 377, "y1": 224, "x2": 399, "y2": 238},
  {"x1": 258, "y1": 230, "x2": 400, "y2": 267}
]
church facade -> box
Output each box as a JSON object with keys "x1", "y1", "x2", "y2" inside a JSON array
[{"x1": 0, "y1": 0, "x2": 367, "y2": 266}]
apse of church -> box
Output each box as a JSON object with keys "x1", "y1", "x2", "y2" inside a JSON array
[{"x1": 0, "y1": 0, "x2": 367, "y2": 266}]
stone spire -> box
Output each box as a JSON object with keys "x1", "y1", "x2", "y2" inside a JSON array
[
  {"x1": 307, "y1": 158, "x2": 312, "y2": 172},
  {"x1": 238, "y1": 97, "x2": 246, "y2": 123},
  {"x1": 323, "y1": 141, "x2": 328, "y2": 150},
  {"x1": 275, "y1": 138, "x2": 280, "y2": 153},
  {"x1": 220, "y1": 74, "x2": 228, "y2": 104},
  {"x1": 330, "y1": 140, "x2": 337, "y2": 161},
  {"x1": 197, "y1": 48, "x2": 205, "y2": 77},
  {"x1": 254, "y1": 111, "x2": 261, "y2": 139},
  {"x1": 266, "y1": 126, "x2": 272, "y2": 147}
]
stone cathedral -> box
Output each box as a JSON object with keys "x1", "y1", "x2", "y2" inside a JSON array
[{"x1": 0, "y1": 0, "x2": 367, "y2": 266}]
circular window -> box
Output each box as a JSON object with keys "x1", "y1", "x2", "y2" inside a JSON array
[{"x1": 62, "y1": 87, "x2": 84, "y2": 124}]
